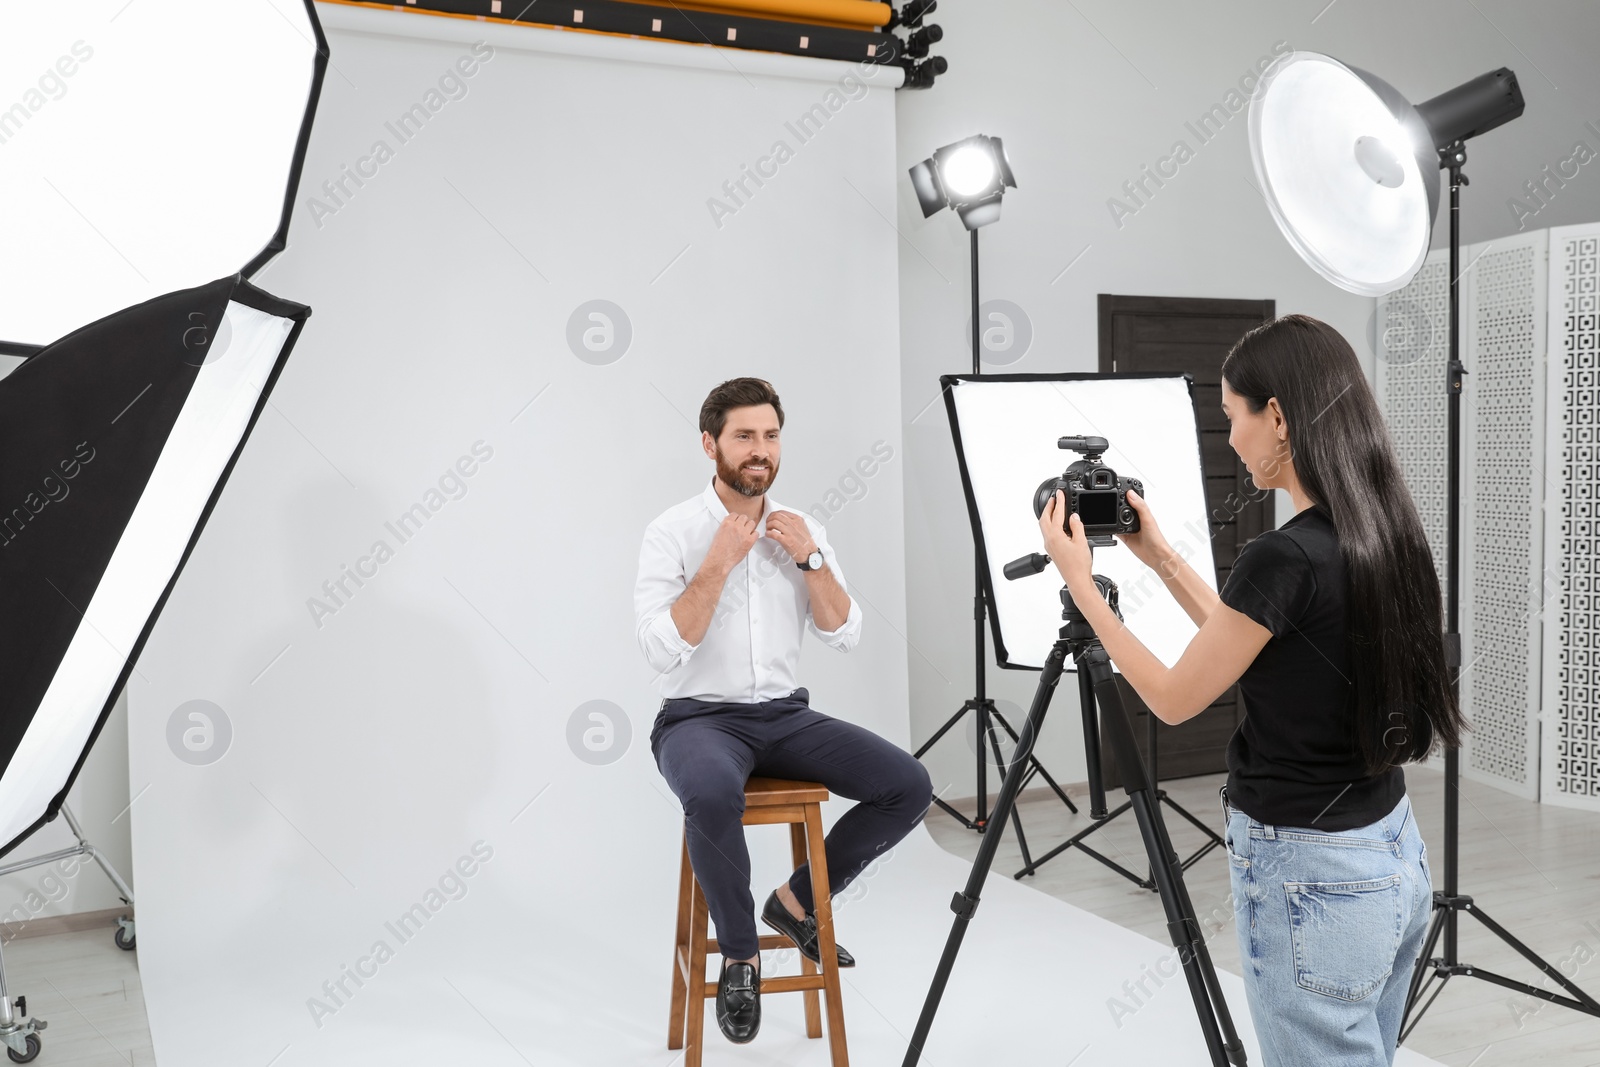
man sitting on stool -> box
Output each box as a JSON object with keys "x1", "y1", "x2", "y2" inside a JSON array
[{"x1": 635, "y1": 377, "x2": 933, "y2": 1046}]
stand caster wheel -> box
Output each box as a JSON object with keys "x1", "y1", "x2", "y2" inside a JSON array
[
  {"x1": 114, "y1": 926, "x2": 135, "y2": 951},
  {"x1": 7, "y1": 1034, "x2": 39, "y2": 1063}
]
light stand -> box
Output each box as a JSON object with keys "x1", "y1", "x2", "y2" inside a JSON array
[
  {"x1": 1246, "y1": 52, "x2": 1600, "y2": 1033},
  {"x1": 907, "y1": 136, "x2": 1078, "y2": 849},
  {"x1": 1400, "y1": 143, "x2": 1600, "y2": 1036},
  {"x1": 0, "y1": 801, "x2": 138, "y2": 1056},
  {"x1": 903, "y1": 557, "x2": 1247, "y2": 1067}
]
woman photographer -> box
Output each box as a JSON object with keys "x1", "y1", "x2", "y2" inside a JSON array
[{"x1": 1038, "y1": 313, "x2": 1461, "y2": 1067}]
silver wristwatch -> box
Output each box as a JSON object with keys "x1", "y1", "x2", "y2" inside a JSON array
[{"x1": 796, "y1": 549, "x2": 824, "y2": 572}]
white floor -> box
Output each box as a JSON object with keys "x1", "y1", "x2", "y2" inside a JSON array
[
  {"x1": 0, "y1": 814, "x2": 1443, "y2": 1067},
  {"x1": 609, "y1": 823, "x2": 1445, "y2": 1067},
  {"x1": 13, "y1": 763, "x2": 1600, "y2": 1065}
]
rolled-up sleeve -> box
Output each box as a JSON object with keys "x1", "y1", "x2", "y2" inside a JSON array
[
  {"x1": 805, "y1": 523, "x2": 862, "y2": 653},
  {"x1": 636, "y1": 522, "x2": 697, "y2": 675}
]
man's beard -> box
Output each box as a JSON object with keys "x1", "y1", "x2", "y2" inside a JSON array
[{"x1": 716, "y1": 449, "x2": 777, "y2": 498}]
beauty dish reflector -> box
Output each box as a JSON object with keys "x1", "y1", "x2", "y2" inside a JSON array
[{"x1": 1248, "y1": 51, "x2": 1522, "y2": 296}]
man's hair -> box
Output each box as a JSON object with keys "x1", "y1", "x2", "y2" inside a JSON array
[{"x1": 699, "y1": 378, "x2": 785, "y2": 442}]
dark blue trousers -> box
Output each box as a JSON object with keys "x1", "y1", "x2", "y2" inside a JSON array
[{"x1": 651, "y1": 687, "x2": 932, "y2": 961}]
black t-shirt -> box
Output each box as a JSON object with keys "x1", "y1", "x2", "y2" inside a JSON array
[{"x1": 1219, "y1": 503, "x2": 1403, "y2": 831}]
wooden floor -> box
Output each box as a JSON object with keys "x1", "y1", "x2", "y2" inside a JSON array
[
  {"x1": 925, "y1": 765, "x2": 1600, "y2": 1067},
  {"x1": 0, "y1": 926, "x2": 152, "y2": 1066}
]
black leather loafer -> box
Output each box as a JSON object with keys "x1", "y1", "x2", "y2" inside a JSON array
[
  {"x1": 715, "y1": 957, "x2": 760, "y2": 1044},
  {"x1": 761, "y1": 890, "x2": 856, "y2": 968}
]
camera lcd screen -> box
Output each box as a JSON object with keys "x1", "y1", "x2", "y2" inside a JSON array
[{"x1": 1075, "y1": 490, "x2": 1119, "y2": 526}]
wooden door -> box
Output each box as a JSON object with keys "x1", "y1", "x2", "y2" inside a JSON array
[{"x1": 1096, "y1": 295, "x2": 1275, "y2": 786}]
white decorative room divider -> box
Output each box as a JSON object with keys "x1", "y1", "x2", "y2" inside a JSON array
[
  {"x1": 1462, "y1": 230, "x2": 1547, "y2": 802},
  {"x1": 1376, "y1": 230, "x2": 1549, "y2": 800},
  {"x1": 1544, "y1": 223, "x2": 1600, "y2": 812}
]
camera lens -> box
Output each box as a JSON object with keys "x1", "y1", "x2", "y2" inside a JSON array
[{"x1": 1033, "y1": 477, "x2": 1063, "y2": 518}]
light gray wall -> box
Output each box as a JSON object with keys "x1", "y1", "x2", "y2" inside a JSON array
[{"x1": 892, "y1": 0, "x2": 1600, "y2": 803}]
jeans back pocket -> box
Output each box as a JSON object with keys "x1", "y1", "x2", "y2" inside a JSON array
[{"x1": 1284, "y1": 874, "x2": 1404, "y2": 1001}]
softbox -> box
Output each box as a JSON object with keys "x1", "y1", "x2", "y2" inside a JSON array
[
  {"x1": 943, "y1": 373, "x2": 1218, "y2": 672},
  {"x1": 0, "y1": 0, "x2": 327, "y2": 354},
  {"x1": 0, "y1": 275, "x2": 309, "y2": 858},
  {"x1": 0, "y1": 0, "x2": 327, "y2": 860}
]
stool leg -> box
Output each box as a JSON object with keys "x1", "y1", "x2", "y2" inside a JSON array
[
  {"x1": 668, "y1": 833, "x2": 692, "y2": 1050},
  {"x1": 789, "y1": 821, "x2": 823, "y2": 1039},
  {"x1": 686, "y1": 867, "x2": 710, "y2": 1067},
  {"x1": 805, "y1": 803, "x2": 849, "y2": 1067}
]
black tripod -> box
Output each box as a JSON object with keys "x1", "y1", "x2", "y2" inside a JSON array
[
  {"x1": 1399, "y1": 143, "x2": 1600, "y2": 1038},
  {"x1": 1013, "y1": 688, "x2": 1224, "y2": 886},
  {"x1": 913, "y1": 226, "x2": 1078, "y2": 848},
  {"x1": 904, "y1": 564, "x2": 1247, "y2": 1067}
]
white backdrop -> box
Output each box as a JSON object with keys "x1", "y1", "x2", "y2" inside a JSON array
[{"x1": 125, "y1": 10, "x2": 910, "y2": 1064}]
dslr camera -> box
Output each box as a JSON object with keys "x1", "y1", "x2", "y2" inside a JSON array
[{"x1": 1032, "y1": 436, "x2": 1142, "y2": 548}]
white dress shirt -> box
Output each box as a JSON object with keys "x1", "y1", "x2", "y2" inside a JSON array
[{"x1": 635, "y1": 475, "x2": 863, "y2": 703}]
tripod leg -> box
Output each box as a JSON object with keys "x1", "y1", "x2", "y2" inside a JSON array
[
  {"x1": 1091, "y1": 659, "x2": 1247, "y2": 1067},
  {"x1": 991, "y1": 711, "x2": 1079, "y2": 814},
  {"x1": 983, "y1": 718, "x2": 1035, "y2": 870},
  {"x1": 915, "y1": 702, "x2": 983, "y2": 831},
  {"x1": 1162, "y1": 792, "x2": 1227, "y2": 844},
  {"x1": 1464, "y1": 903, "x2": 1600, "y2": 1014},
  {"x1": 1149, "y1": 796, "x2": 1245, "y2": 1062},
  {"x1": 1128, "y1": 789, "x2": 1230, "y2": 1065},
  {"x1": 1014, "y1": 797, "x2": 1149, "y2": 885},
  {"x1": 902, "y1": 644, "x2": 1069, "y2": 1067},
  {"x1": 912, "y1": 703, "x2": 967, "y2": 758},
  {"x1": 1159, "y1": 793, "x2": 1227, "y2": 872},
  {"x1": 1011, "y1": 660, "x2": 1150, "y2": 885},
  {"x1": 1399, "y1": 899, "x2": 1448, "y2": 1042}
]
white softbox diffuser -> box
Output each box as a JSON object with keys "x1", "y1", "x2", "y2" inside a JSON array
[
  {"x1": 0, "y1": 276, "x2": 310, "y2": 857},
  {"x1": 0, "y1": 0, "x2": 326, "y2": 353},
  {"x1": 944, "y1": 373, "x2": 1217, "y2": 671}
]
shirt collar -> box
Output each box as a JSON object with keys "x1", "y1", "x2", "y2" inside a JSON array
[{"x1": 703, "y1": 474, "x2": 778, "y2": 528}]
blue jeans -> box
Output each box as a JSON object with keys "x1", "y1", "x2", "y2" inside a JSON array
[{"x1": 1222, "y1": 789, "x2": 1432, "y2": 1066}]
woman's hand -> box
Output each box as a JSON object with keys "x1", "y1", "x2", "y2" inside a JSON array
[
  {"x1": 1039, "y1": 489, "x2": 1093, "y2": 589},
  {"x1": 1115, "y1": 489, "x2": 1176, "y2": 575}
]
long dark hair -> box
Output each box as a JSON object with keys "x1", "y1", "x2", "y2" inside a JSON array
[{"x1": 1222, "y1": 314, "x2": 1464, "y2": 774}]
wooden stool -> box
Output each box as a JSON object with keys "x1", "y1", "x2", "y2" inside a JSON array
[{"x1": 668, "y1": 776, "x2": 848, "y2": 1066}]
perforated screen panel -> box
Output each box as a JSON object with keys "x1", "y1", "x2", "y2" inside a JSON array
[
  {"x1": 1462, "y1": 232, "x2": 1545, "y2": 799},
  {"x1": 1376, "y1": 255, "x2": 1453, "y2": 599},
  {"x1": 1544, "y1": 224, "x2": 1600, "y2": 812}
]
